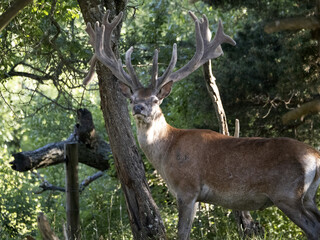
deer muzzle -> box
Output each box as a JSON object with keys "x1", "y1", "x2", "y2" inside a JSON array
[{"x1": 133, "y1": 104, "x2": 145, "y2": 115}]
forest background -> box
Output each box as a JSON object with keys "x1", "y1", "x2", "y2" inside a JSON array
[{"x1": 0, "y1": 0, "x2": 319, "y2": 239}]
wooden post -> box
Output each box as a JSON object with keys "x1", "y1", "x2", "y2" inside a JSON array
[{"x1": 64, "y1": 143, "x2": 80, "y2": 240}]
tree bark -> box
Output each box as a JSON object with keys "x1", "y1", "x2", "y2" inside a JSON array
[
  {"x1": 10, "y1": 109, "x2": 111, "y2": 172},
  {"x1": 203, "y1": 60, "x2": 229, "y2": 135},
  {"x1": 317, "y1": 0, "x2": 320, "y2": 55},
  {"x1": 264, "y1": 16, "x2": 320, "y2": 34},
  {"x1": 11, "y1": 137, "x2": 110, "y2": 172},
  {"x1": 0, "y1": 0, "x2": 33, "y2": 32},
  {"x1": 77, "y1": 1, "x2": 166, "y2": 239}
]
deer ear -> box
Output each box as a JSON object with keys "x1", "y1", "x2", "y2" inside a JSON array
[
  {"x1": 157, "y1": 81, "x2": 173, "y2": 100},
  {"x1": 119, "y1": 82, "x2": 133, "y2": 98}
]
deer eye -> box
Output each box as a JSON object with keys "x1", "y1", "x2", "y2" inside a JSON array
[{"x1": 153, "y1": 99, "x2": 159, "y2": 104}]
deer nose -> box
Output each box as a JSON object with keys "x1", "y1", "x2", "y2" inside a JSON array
[{"x1": 133, "y1": 104, "x2": 145, "y2": 114}]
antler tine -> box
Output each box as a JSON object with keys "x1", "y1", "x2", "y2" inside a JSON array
[
  {"x1": 83, "y1": 55, "x2": 98, "y2": 85},
  {"x1": 102, "y1": 9, "x2": 111, "y2": 24},
  {"x1": 86, "y1": 22, "x2": 96, "y2": 46},
  {"x1": 156, "y1": 43, "x2": 178, "y2": 89},
  {"x1": 151, "y1": 49, "x2": 159, "y2": 89},
  {"x1": 189, "y1": 12, "x2": 211, "y2": 42},
  {"x1": 83, "y1": 13, "x2": 119, "y2": 86},
  {"x1": 200, "y1": 14, "x2": 211, "y2": 42},
  {"x1": 125, "y1": 47, "x2": 143, "y2": 90},
  {"x1": 166, "y1": 17, "x2": 204, "y2": 83},
  {"x1": 201, "y1": 20, "x2": 236, "y2": 63},
  {"x1": 93, "y1": 21, "x2": 133, "y2": 88},
  {"x1": 101, "y1": 10, "x2": 123, "y2": 60},
  {"x1": 83, "y1": 23, "x2": 98, "y2": 85}
]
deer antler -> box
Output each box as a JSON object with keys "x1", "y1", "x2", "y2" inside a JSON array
[
  {"x1": 83, "y1": 10, "x2": 143, "y2": 90},
  {"x1": 154, "y1": 11, "x2": 236, "y2": 90},
  {"x1": 83, "y1": 10, "x2": 236, "y2": 92}
]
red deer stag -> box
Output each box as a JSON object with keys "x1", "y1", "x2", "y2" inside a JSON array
[{"x1": 85, "y1": 10, "x2": 320, "y2": 240}]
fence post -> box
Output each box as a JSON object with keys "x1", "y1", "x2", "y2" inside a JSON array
[{"x1": 64, "y1": 143, "x2": 80, "y2": 240}]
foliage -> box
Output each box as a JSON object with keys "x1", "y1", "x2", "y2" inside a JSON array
[
  {"x1": 0, "y1": 0, "x2": 319, "y2": 239},
  {"x1": 214, "y1": 1, "x2": 320, "y2": 144},
  {"x1": 0, "y1": 87, "x2": 42, "y2": 239}
]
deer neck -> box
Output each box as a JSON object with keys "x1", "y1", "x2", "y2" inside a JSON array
[{"x1": 135, "y1": 109, "x2": 172, "y2": 169}]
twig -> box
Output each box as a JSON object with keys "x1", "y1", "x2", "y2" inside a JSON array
[
  {"x1": 79, "y1": 171, "x2": 104, "y2": 192},
  {"x1": 0, "y1": 85, "x2": 21, "y2": 119},
  {"x1": 32, "y1": 170, "x2": 105, "y2": 194},
  {"x1": 24, "y1": 87, "x2": 76, "y2": 111}
]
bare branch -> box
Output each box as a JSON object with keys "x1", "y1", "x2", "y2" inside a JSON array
[
  {"x1": 11, "y1": 109, "x2": 111, "y2": 171},
  {"x1": 36, "y1": 181, "x2": 66, "y2": 194},
  {"x1": 264, "y1": 16, "x2": 320, "y2": 34},
  {"x1": 33, "y1": 170, "x2": 105, "y2": 194},
  {"x1": 24, "y1": 87, "x2": 76, "y2": 111},
  {"x1": 79, "y1": 171, "x2": 104, "y2": 192},
  {"x1": 4, "y1": 62, "x2": 53, "y2": 83},
  {"x1": 234, "y1": 119, "x2": 240, "y2": 138},
  {"x1": 282, "y1": 99, "x2": 320, "y2": 124},
  {"x1": 202, "y1": 60, "x2": 229, "y2": 135}
]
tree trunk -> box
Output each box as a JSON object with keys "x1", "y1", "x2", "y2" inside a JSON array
[{"x1": 77, "y1": 1, "x2": 166, "y2": 239}]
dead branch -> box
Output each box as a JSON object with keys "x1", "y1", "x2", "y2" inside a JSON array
[
  {"x1": 37, "y1": 212, "x2": 60, "y2": 240},
  {"x1": 10, "y1": 109, "x2": 111, "y2": 171},
  {"x1": 79, "y1": 171, "x2": 104, "y2": 192},
  {"x1": 234, "y1": 119, "x2": 240, "y2": 138},
  {"x1": 34, "y1": 170, "x2": 105, "y2": 194},
  {"x1": 282, "y1": 99, "x2": 320, "y2": 124},
  {"x1": 264, "y1": 16, "x2": 320, "y2": 34},
  {"x1": 10, "y1": 133, "x2": 111, "y2": 171},
  {"x1": 203, "y1": 60, "x2": 229, "y2": 135},
  {"x1": 33, "y1": 171, "x2": 65, "y2": 193}
]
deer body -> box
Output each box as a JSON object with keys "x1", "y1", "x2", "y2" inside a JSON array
[
  {"x1": 131, "y1": 87, "x2": 320, "y2": 239},
  {"x1": 85, "y1": 10, "x2": 320, "y2": 240},
  {"x1": 138, "y1": 116, "x2": 320, "y2": 212}
]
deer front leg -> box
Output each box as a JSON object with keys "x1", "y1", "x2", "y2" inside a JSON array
[{"x1": 177, "y1": 196, "x2": 198, "y2": 240}]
